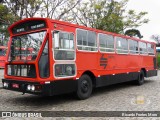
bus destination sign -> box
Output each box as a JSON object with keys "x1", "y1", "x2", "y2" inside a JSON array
[
  {"x1": 12, "y1": 20, "x2": 46, "y2": 34},
  {"x1": 30, "y1": 23, "x2": 45, "y2": 30}
]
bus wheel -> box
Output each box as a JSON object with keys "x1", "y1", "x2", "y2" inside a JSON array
[
  {"x1": 77, "y1": 75, "x2": 92, "y2": 100},
  {"x1": 136, "y1": 71, "x2": 145, "y2": 85}
]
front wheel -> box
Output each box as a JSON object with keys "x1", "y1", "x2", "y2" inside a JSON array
[
  {"x1": 136, "y1": 70, "x2": 145, "y2": 85},
  {"x1": 77, "y1": 75, "x2": 92, "y2": 100}
]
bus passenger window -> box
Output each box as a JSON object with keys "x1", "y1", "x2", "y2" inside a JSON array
[
  {"x1": 147, "y1": 43, "x2": 155, "y2": 55},
  {"x1": 116, "y1": 37, "x2": 128, "y2": 54},
  {"x1": 77, "y1": 29, "x2": 97, "y2": 51},
  {"x1": 53, "y1": 31, "x2": 75, "y2": 60},
  {"x1": 99, "y1": 33, "x2": 114, "y2": 52},
  {"x1": 55, "y1": 64, "x2": 75, "y2": 77},
  {"x1": 129, "y1": 39, "x2": 139, "y2": 54},
  {"x1": 139, "y1": 42, "x2": 147, "y2": 55}
]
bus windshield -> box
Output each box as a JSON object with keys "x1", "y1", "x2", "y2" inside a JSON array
[{"x1": 10, "y1": 31, "x2": 46, "y2": 61}]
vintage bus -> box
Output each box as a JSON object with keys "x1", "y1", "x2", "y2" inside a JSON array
[
  {"x1": 0, "y1": 46, "x2": 7, "y2": 68},
  {"x1": 2, "y1": 18, "x2": 157, "y2": 99}
]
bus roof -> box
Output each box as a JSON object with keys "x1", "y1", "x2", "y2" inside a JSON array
[{"x1": 9, "y1": 17, "x2": 156, "y2": 45}]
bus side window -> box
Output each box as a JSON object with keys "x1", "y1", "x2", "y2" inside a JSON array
[
  {"x1": 99, "y1": 33, "x2": 114, "y2": 52},
  {"x1": 139, "y1": 42, "x2": 147, "y2": 55},
  {"x1": 147, "y1": 43, "x2": 155, "y2": 55},
  {"x1": 53, "y1": 31, "x2": 75, "y2": 60},
  {"x1": 77, "y1": 29, "x2": 97, "y2": 51},
  {"x1": 116, "y1": 37, "x2": 128, "y2": 54},
  {"x1": 129, "y1": 39, "x2": 139, "y2": 54}
]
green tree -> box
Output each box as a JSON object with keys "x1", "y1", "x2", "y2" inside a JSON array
[
  {"x1": 0, "y1": 3, "x2": 17, "y2": 45},
  {"x1": 39, "y1": 0, "x2": 80, "y2": 20},
  {"x1": 1, "y1": 0, "x2": 80, "y2": 22},
  {"x1": 151, "y1": 35, "x2": 160, "y2": 45},
  {"x1": 0, "y1": 0, "x2": 80, "y2": 45},
  {"x1": 0, "y1": 0, "x2": 43, "y2": 46},
  {"x1": 69, "y1": 0, "x2": 149, "y2": 34},
  {"x1": 125, "y1": 29, "x2": 143, "y2": 39},
  {"x1": 3, "y1": 0, "x2": 43, "y2": 20}
]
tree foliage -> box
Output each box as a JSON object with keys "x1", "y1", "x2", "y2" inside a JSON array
[
  {"x1": 125, "y1": 29, "x2": 143, "y2": 39},
  {"x1": 0, "y1": 0, "x2": 149, "y2": 41},
  {"x1": 0, "y1": 0, "x2": 81, "y2": 24},
  {"x1": 0, "y1": 3, "x2": 16, "y2": 44},
  {"x1": 151, "y1": 35, "x2": 160, "y2": 45},
  {"x1": 39, "y1": 0, "x2": 80, "y2": 20},
  {"x1": 3, "y1": 0, "x2": 43, "y2": 20},
  {"x1": 0, "y1": 0, "x2": 80, "y2": 45},
  {"x1": 68, "y1": 0, "x2": 149, "y2": 34}
]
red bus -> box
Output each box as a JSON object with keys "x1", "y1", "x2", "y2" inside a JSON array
[
  {"x1": 2, "y1": 18, "x2": 157, "y2": 99},
  {"x1": 0, "y1": 46, "x2": 7, "y2": 68}
]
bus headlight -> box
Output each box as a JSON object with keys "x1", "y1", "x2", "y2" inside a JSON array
[
  {"x1": 31, "y1": 85, "x2": 35, "y2": 91},
  {"x1": 27, "y1": 85, "x2": 31, "y2": 91},
  {"x1": 3, "y1": 82, "x2": 9, "y2": 88}
]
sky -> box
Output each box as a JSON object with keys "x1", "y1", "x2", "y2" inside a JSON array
[{"x1": 126, "y1": 0, "x2": 160, "y2": 41}]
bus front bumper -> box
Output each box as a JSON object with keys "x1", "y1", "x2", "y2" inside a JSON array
[{"x1": 2, "y1": 79, "x2": 77, "y2": 96}]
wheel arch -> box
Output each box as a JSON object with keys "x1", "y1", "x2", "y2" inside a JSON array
[
  {"x1": 141, "y1": 68, "x2": 147, "y2": 77},
  {"x1": 81, "y1": 70, "x2": 96, "y2": 88}
]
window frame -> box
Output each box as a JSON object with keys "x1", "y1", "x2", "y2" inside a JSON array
[
  {"x1": 116, "y1": 37, "x2": 129, "y2": 54},
  {"x1": 139, "y1": 41, "x2": 148, "y2": 55},
  {"x1": 52, "y1": 30, "x2": 76, "y2": 61},
  {"x1": 53, "y1": 63, "x2": 77, "y2": 79},
  {"x1": 147, "y1": 43, "x2": 155, "y2": 56},
  {"x1": 76, "y1": 28, "x2": 98, "y2": 52},
  {"x1": 128, "y1": 39, "x2": 139, "y2": 55},
  {"x1": 98, "y1": 33, "x2": 115, "y2": 53}
]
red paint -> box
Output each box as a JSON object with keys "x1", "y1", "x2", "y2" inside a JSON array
[{"x1": 4, "y1": 18, "x2": 156, "y2": 84}]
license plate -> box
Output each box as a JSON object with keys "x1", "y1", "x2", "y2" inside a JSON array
[{"x1": 12, "y1": 83, "x2": 19, "y2": 88}]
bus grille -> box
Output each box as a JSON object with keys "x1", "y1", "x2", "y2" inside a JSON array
[{"x1": 7, "y1": 64, "x2": 36, "y2": 78}]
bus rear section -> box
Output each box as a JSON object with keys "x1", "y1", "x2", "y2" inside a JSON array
[{"x1": 0, "y1": 46, "x2": 7, "y2": 68}]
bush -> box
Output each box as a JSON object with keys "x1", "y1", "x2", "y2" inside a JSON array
[{"x1": 158, "y1": 53, "x2": 160, "y2": 68}]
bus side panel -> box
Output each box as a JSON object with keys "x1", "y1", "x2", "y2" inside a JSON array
[
  {"x1": 96, "y1": 72, "x2": 139, "y2": 87},
  {"x1": 114, "y1": 54, "x2": 131, "y2": 73},
  {"x1": 141, "y1": 56, "x2": 155, "y2": 69},
  {"x1": 95, "y1": 53, "x2": 140, "y2": 87},
  {"x1": 97, "y1": 53, "x2": 117, "y2": 75},
  {"x1": 127, "y1": 55, "x2": 141, "y2": 72},
  {"x1": 141, "y1": 55, "x2": 157, "y2": 77},
  {"x1": 76, "y1": 52, "x2": 98, "y2": 77}
]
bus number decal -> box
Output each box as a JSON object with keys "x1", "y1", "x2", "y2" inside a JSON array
[{"x1": 100, "y1": 54, "x2": 108, "y2": 69}]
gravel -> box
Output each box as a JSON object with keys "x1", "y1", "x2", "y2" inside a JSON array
[{"x1": 0, "y1": 69, "x2": 159, "y2": 119}]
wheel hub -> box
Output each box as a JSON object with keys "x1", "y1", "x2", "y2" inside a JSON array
[{"x1": 81, "y1": 80, "x2": 89, "y2": 93}]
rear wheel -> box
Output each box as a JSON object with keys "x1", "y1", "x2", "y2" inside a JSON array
[
  {"x1": 77, "y1": 75, "x2": 92, "y2": 100},
  {"x1": 136, "y1": 70, "x2": 145, "y2": 85}
]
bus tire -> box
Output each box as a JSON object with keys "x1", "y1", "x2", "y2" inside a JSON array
[
  {"x1": 77, "y1": 75, "x2": 92, "y2": 100},
  {"x1": 136, "y1": 70, "x2": 145, "y2": 85}
]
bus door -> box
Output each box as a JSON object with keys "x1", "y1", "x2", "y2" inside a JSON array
[{"x1": 52, "y1": 30, "x2": 76, "y2": 79}]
